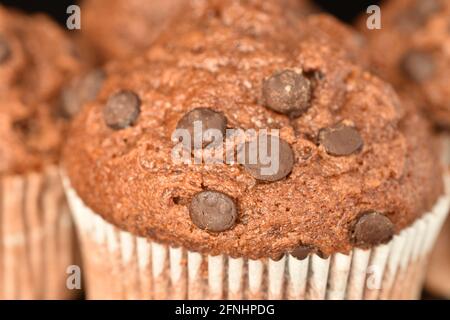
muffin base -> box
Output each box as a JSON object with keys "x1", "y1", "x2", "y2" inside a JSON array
[
  {"x1": 64, "y1": 173, "x2": 450, "y2": 300},
  {"x1": 0, "y1": 167, "x2": 77, "y2": 299}
]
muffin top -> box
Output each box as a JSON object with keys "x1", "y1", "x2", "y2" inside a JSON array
[
  {"x1": 359, "y1": 0, "x2": 450, "y2": 128},
  {"x1": 64, "y1": 0, "x2": 443, "y2": 259},
  {"x1": 80, "y1": 0, "x2": 191, "y2": 63},
  {"x1": 79, "y1": 0, "x2": 317, "y2": 63},
  {"x1": 0, "y1": 6, "x2": 83, "y2": 174}
]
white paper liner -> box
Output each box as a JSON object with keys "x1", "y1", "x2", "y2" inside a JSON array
[
  {"x1": 64, "y1": 175, "x2": 450, "y2": 300},
  {"x1": 0, "y1": 167, "x2": 76, "y2": 299}
]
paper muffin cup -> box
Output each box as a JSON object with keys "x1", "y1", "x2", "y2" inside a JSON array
[
  {"x1": 63, "y1": 174, "x2": 450, "y2": 300},
  {"x1": 0, "y1": 166, "x2": 77, "y2": 299}
]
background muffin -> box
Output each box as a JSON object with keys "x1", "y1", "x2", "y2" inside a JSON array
[
  {"x1": 358, "y1": 0, "x2": 450, "y2": 299},
  {"x1": 358, "y1": 0, "x2": 450, "y2": 128},
  {"x1": 0, "y1": 5, "x2": 83, "y2": 299},
  {"x1": 63, "y1": 0, "x2": 448, "y2": 300},
  {"x1": 79, "y1": 0, "x2": 189, "y2": 63},
  {"x1": 78, "y1": 0, "x2": 318, "y2": 64}
]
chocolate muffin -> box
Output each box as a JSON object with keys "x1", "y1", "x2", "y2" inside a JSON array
[
  {"x1": 63, "y1": 0, "x2": 449, "y2": 300},
  {"x1": 0, "y1": 6, "x2": 83, "y2": 299},
  {"x1": 79, "y1": 0, "x2": 317, "y2": 63},
  {"x1": 79, "y1": 0, "x2": 190, "y2": 63},
  {"x1": 359, "y1": 0, "x2": 450, "y2": 128},
  {"x1": 358, "y1": 0, "x2": 450, "y2": 299}
]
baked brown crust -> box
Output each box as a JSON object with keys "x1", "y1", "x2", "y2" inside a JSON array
[
  {"x1": 64, "y1": 0, "x2": 444, "y2": 258},
  {"x1": 0, "y1": 6, "x2": 83, "y2": 174},
  {"x1": 80, "y1": 0, "x2": 190, "y2": 63},
  {"x1": 359, "y1": 0, "x2": 450, "y2": 128},
  {"x1": 79, "y1": 0, "x2": 318, "y2": 63}
]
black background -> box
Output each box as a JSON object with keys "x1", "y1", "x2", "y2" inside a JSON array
[
  {"x1": 0, "y1": 300, "x2": 447, "y2": 318},
  {"x1": 0, "y1": 0, "x2": 382, "y2": 24}
]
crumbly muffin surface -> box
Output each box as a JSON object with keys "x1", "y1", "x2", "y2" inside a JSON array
[{"x1": 65, "y1": 0, "x2": 443, "y2": 258}]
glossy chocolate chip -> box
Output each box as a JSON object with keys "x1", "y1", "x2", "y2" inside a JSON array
[
  {"x1": 189, "y1": 190, "x2": 237, "y2": 232},
  {"x1": 291, "y1": 245, "x2": 314, "y2": 260},
  {"x1": 103, "y1": 90, "x2": 141, "y2": 130},
  {"x1": 262, "y1": 70, "x2": 311, "y2": 117},
  {"x1": 242, "y1": 135, "x2": 294, "y2": 182},
  {"x1": 61, "y1": 69, "x2": 106, "y2": 118},
  {"x1": 0, "y1": 35, "x2": 11, "y2": 64},
  {"x1": 319, "y1": 124, "x2": 363, "y2": 156},
  {"x1": 176, "y1": 107, "x2": 227, "y2": 147},
  {"x1": 401, "y1": 50, "x2": 435, "y2": 83},
  {"x1": 352, "y1": 212, "x2": 394, "y2": 247}
]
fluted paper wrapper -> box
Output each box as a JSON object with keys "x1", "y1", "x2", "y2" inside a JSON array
[
  {"x1": 0, "y1": 167, "x2": 76, "y2": 299},
  {"x1": 64, "y1": 175, "x2": 450, "y2": 300}
]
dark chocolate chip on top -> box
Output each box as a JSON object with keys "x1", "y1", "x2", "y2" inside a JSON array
[
  {"x1": 189, "y1": 190, "x2": 237, "y2": 232},
  {"x1": 401, "y1": 50, "x2": 435, "y2": 83},
  {"x1": 319, "y1": 124, "x2": 363, "y2": 156},
  {"x1": 242, "y1": 135, "x2": 294, "y2": 182},
  {"x1": 0, "y1": 35, "x2": 11, "y2": 64},
  {"x1": 176, "y1": 107, "x2": 227, "y2": 147},
  {"x1": 61, "y1": 69, "x2": 106, "y2": 118},
  {"x1": 262, "y1": 70, "x2": 312, "y2": 117},
  {"x1": 103, "y1": 90, "x2": 141, "y2": 130},
  {"x1": 351, "y1": 211, "x2": 394, "y2": 247}
]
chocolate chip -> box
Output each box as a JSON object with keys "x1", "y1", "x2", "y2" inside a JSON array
[
  {"x1": 262, "y1": 70, "x2": 312, "y2": 117},
  {"x1": 351, "y1": 212, "x2": 394, "y2": 247},
  {"x1": 0, "y1": 35, "x2": 11, "y2": 64},
  {"x1": 290, "y1": 245, "x2": 313, "y2": 260},
  {"x1": 319, "y1": 124, "x2": 363, "y2": 156},
  {"x1": 242, "y1": 135, "x2": 294, "y2": 182},
  {"x1": 415, "y1": 0, "x2": 441, "y2": 18},
  {"x1": 189, "y1": 190, "x2": 237, "y2": 232},
  {"x1": 401, "y1": 50, "x2": 435, "y2": 83},
  {"x1": 103, "y1": 90, "x2": 141, "y2": 130},
  {"x1": 61, "y1": 69, "x2": 106, "y2": 118},
  {"x1": 397, "y1": 0, "x2": 441, "y2": 31},
  {"x1": 176, "y1": 108, "x2": 227, "y2": 147}
]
